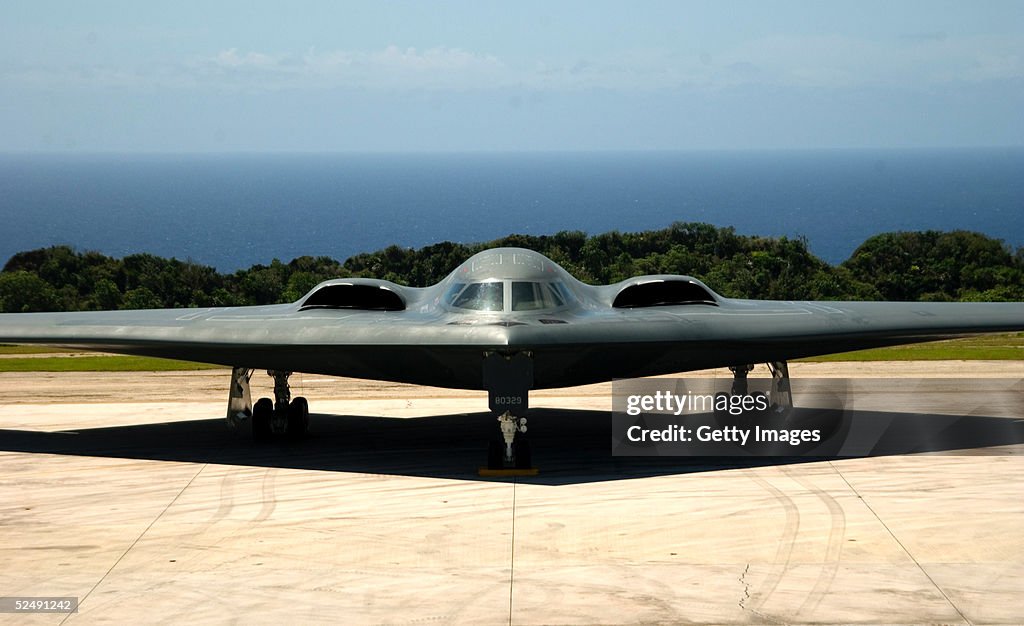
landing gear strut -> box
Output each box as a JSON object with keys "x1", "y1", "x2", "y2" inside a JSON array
[
  {"x1": 483, "y1": 351, "x2": 535, "y2": 470},
  {"x1": 728, "y1": 364, "x2": 754, "y2": 396},
  {"x1": 767, "y1": 361, "x2": 793, "y2": 412},
  {"x1": 724, "y1": 361, "x2": 793, "y2": 412},
  {"x1": 488, "y1": 411, "x2": 531, "y2": 469},
  {"x1": 225, "y1": 367, "x2": 309, "y2": 441}
]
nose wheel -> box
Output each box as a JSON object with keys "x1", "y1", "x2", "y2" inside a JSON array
[{"x1": 487, "y1": 411, "x2": 531, "y2": 469}]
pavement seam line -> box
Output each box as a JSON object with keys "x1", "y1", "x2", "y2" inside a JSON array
[
  {"x1": 827, "y1": 460, "x2": 972, "y2": 626},
  {"x1": 508, "y1": 477, "x2": 518, "y2": 626},
  {"x1": 61, "y1": 462, "x2": 209, "y2": 625}
]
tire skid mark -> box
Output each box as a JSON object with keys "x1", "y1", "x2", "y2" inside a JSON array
[
  {"x1": 744, "y1": 469, "x2": 800, "y2": 620},
  {"x1": 784, "y1": 466, "x2": 846, "y2": 619},
  {"x1": 628, "y1": 566, "x2": 688, "y2": 623},
  {"x1": 182, "y1": 468, "x2": 237, "y2": 545},
  {"x1": 209, "y1": 468, "x2": 237, "y2": 526},
  {"x1": 254, "y1": 468, "x2": 277, "y2": 522}
]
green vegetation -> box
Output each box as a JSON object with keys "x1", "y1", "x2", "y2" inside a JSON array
[
  {"x1": 0, "y1": 345, "x2": 222, "y2": 370},
  {"x1": 800, "y1": 333, "x2": 1024, "y2": 362},
  {"x1": 0, "y1": 224, "x2": 1021, "y2": 369},
  {"x1": 840, "y1": 231, "x2": 1024, "y2": 301},
  {"x1": 0, "y1": 355, "x2": 221, "y2": 372},
  {"x1": 0, "y1": 345, "x2": 73, "y2": 355}
]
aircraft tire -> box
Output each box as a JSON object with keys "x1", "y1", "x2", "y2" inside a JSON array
[
  {"x1": 252, "y1": 397, "x2": 273, "y2": 442},
  {"x1": 287, "y1": 397, "x2": 309, "y2": 438}
]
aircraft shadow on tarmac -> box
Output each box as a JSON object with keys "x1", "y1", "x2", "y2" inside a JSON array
[{"x1": 1, "y1": 406, "x2": 1022, "y2": 485}]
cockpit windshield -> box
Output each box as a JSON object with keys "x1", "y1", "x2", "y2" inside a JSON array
[
  {"x1": 511, "y1": 281, "x2": 565, "y2": 311},
  {"x1": 447, "y1": 281, "x2": 504, "y2": 311},
  {"x1": 446, "y1": 280, "x2": 572, "y2": 312}
]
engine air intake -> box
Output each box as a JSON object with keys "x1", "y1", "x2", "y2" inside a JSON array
[
  {"x1": 300, "y1": 284, "x2": 405, "y2": 311},
  {"x1": 613, "y1": 280, "x2": 717, "y2": 308}
]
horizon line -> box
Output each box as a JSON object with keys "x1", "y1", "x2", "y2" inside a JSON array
[{"x1": 2, "y1": 145, "x2": 1024, "y2": 157}]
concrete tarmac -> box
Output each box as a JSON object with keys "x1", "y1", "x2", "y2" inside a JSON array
[{"x1": 0, "y1": 362, "x2": 1021, "y2": 625}]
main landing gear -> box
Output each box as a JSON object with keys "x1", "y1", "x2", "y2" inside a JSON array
[
  {"x1": 719, "y1": 360, "x2": 793, "y2": 414},
  {"x1": 226, "y1": 367, "x2": 309, "y2": 441}
]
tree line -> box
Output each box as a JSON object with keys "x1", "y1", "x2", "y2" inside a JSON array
[{"x1": 1, "y1": 223, "x2": 1022, "y2": 313}]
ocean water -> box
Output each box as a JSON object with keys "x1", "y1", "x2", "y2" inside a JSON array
[{"x1": 0, "y1": 149, "x2": 1021, "y2": 271}]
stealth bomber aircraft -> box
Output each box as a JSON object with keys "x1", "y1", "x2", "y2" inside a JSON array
[{"x1": 1, "y1": 247, "x2": 1022, "y2": 468}]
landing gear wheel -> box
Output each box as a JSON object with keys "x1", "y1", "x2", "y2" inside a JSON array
[
  {"x1": 487, "y1": 441, "x2": 504, "y2": 470},
  {"x1": 287, "y1": 396, "x2": 309, "y2": 438},
  {"x1": 252, "y1": 397, "x2": 273, "y2": 442}
]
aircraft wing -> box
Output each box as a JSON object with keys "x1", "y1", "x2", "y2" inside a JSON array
[
  {"x1": 499, "y1": 298, "x2": 1024, "y2": 387},
  {"x1": 0, "y1": 302, "x2": 519, "y2": 388},
  {"x1": 1, "y1": 247, "x2": 1022, "y2": 390},
  {"x1": 1, "y1": 297, "x2": 1021, "y2": 390}
]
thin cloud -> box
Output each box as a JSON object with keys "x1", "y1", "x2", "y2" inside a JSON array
[
  {"x1": 714, "y1": 34, "x2": 1024, "y2": 88},
  {"x1": 193, "y1": 45, "x2": 506, "y2": 91},
  {"x1": 4, "y1": 36, "x2": 1021, "y2": 93}
]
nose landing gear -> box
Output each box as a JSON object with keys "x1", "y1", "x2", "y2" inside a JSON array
[
  {"x1": 481, "y1": 351, "x2": 536, "y2": 474},
  {"x1": 487, "y1": 411, "x2": 531, "y2": 470}
]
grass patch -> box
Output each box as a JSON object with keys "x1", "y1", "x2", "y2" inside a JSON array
[
  {"x1": 0, "y1": 355, "x2": 222, "y2": 372},
  {"x1": 0, "y1": 345, "x2": 76, "y2": 355},
  {"x1": 800, "y1": 332, "x2": 1024, "y2": 362}
]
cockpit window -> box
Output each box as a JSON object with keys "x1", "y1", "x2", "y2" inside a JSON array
[
  {"x1": 444, "y1": 282, "x2": 466, "y2": 306},
  {"x1": 512, "y1": 281, "x2": 566, "y2": 311},
  {"x1": 450, "y1": 281, "x2": 504, "y2": 311},
  {"x1": 446, "y1": 279, "x2": 572, "y2": 312},
  {"x1": 551, "y1": 281, "x2": 574, "y2": 304}
]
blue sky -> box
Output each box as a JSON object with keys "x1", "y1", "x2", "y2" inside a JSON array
[{"x1": 1, "y1": 0, "x2": 1022, "y2": 151}]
